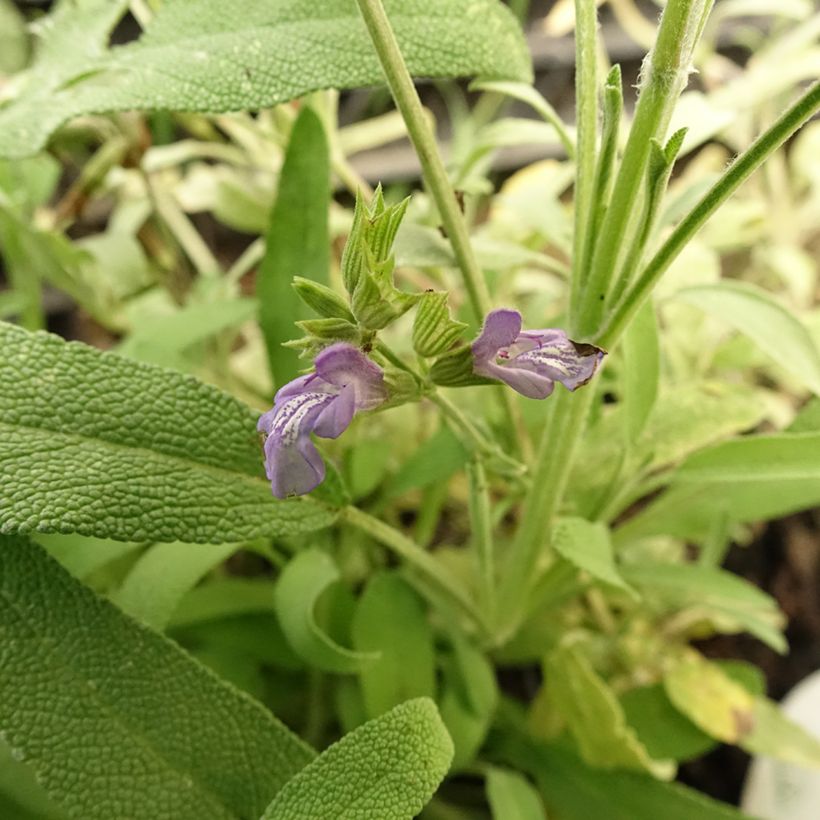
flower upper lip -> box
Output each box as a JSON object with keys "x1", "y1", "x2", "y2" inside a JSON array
[
  {"x1": 257, "y1": 343, "x2": 386, "y2": 498},
  {"x1": 471, "y1": 308, "x2": 605, "y2": 400}
]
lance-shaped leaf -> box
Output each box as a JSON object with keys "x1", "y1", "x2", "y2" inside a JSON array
[
  {"x1": 0, "y1": 322, "x2": 335, "y2": 543},
  {"x1": 262, "y1": 698, "x2": 453, "y2": 820},
  {"x1": 0, "y1": 533, "x2": 315, "y2": 820},
  {"x1": 0, "y1": 0, "x2": 531, "y2": 159}
]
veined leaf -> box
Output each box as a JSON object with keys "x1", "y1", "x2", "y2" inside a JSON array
[
  {"x1": 259, "y1": 105, "x2": 330, "y2": 388},
  {"x1": 675, "y1": 281, "x2": 820, "y2": 395},
  {"x1": 0, "y1": 533, "x2": 315, "y2": 820},
  {"x1": 0, "y1": 322, "x2": 335, "y2": 543},
  {"x1": 274, "y1": 549, "x2": 377, "y2": 674},
  {"x1": 0, "y1": 0, "x2": 531, "y2": 159},
  {"x1": 262, "y1": 698, "x2": 453, "y2": 820}
]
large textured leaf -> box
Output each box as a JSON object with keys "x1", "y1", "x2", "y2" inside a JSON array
[
  {"x1": 0, "y1": 533, "x2": 315, "y2": 820},
  {"x1": 0, "y1": 0, "x2": 531, "y2": 158},
  {"x1": 0, "y1": 322, "x2": 335, "y2": 542},
  {"x1": 262, "y1": 698, "x2": 453, "y2": 819},
  {"x1": 259, "y1": 105, "x2": 330, "y2": 388}
]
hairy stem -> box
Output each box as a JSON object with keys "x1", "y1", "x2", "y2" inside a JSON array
[
  {"x1": 600, "y1": 80, "x2": 820, "y2": 347},
  {"x1": 353, "y1": 0, "x2": 492, "y2": 322}
]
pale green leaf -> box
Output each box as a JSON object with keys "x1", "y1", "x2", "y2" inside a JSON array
[
  {"x1": 259, "y1": 105, "x2": 330, "y2": 388},
  {"x1": 545, "y1": 644, "x2": 675, "y2": 779},
  {"x1": 621, "y1": 562, "x2": 786, "y2": 653},
  {"x1": 34, "y1": 533, "x2": 142, "y2": 580},
  {"x1": 0, "y1": 0, "x2": 531, "y2": 158},
  {"x1": 112, "y1": 541, "x2": 240, "y2": 630},
  {"x1": 551, "y1": 517, "x2": 635, "y2": 595},
  {"x1": 115, "y1": 297, "x2": 258, "y2": 368},
  {"x1": 486, "y1": 767, "x2": 548, "y2": 820},
  {"x1": 386, "y1": 425, "x2": 469, "y2": 497},
  {"x1": 0, "y1": 321, "x2": 335, "y2": 542},
  {"x1": 619, "y1": 433, "x2": 820, "y2": 544},
  {"x1": 352, "y1": 573, "x2": 436, "y2": 718},
  {"x1": 274, "y1": 549, "x2": 377, "y2": 674},
  {"x1": 0, "y1": 533, "x2": 315, "y2": 820},
  {"x1": 262, "y1": 698, "x2": 453, "y2": 820},
  {"x1": 675, "y1": 281, "x2": 820, "y2": 395}
]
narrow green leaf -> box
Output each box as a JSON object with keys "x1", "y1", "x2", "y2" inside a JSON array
[
  {"x1": 551, "y1": 517, "x2": 635, "y2": 595},
  {"x1": 274, "y1": 549, "x2": 378, "y2": 674},
  {"x1": 0, "y1": 533, "x2": 314, "y2": 820},
  {"x1": 112, "y1": 541, "x2": 240, "y2": 631},
  {"x1": 545, "y1": 644, "x2": 674, "y2": 779},
  {"x1": 619, "y1": 433, "x2": 820, "y2": 544},
  {"x1": 675, "y1": 281, "x2": 820, "y2": 394},
  {"x1": 352, "y1": 573, "x2": 435, "y2": 718},
  {"x1": 0, "y1": 322, "x2": 335, "y2": 543},
  {"x1": 262, "y1": 698, "x2": 453, "y2": 820},
  {"x1": 486, "y1": 767, "x2": 548, "y2": 820},
  {"x1": 259, "y1": 106, "x2": 330, "y2": 388},
  {"x1": 621, "y1": 562, "x2": 786, "y2": 653},
  {"x1": 621, "y1": 298, "x2": 660, "y2": 444},
  {"x1": 0, "y1": 0, "x2": 531, "y2": 159}
]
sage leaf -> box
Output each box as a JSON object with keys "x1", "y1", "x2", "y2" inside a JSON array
[
  {"x1": 0, "y1": 533, "x2": 315, "y2": 820},
  {"x1": 0, "y1": 322, "x2": 335, "y2": 543},
  {"x1": 0, "y1": 0, "x2": 531, "y2": 159},
  {"x1": 262, "y1": 698, "x2": 453, "y2": 820}
]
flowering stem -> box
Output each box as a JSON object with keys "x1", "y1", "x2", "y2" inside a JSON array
[
  {"x1": 599, "y1": 80, "x2": 820, "y2": 347},
  {"x1": 340, "y1": 505, "x2": 486, "y2": 631},
  {"x1": 568, "y1": 0, "x2": 599, "y2": 323},
  {"x1": 495, "y1": 384, "x2": 596, "y2": 639},
  {"x1": 574, "y1": 0, "x2": 713, "y2": 338},
  {"x1": 353, "y1": 0, "x2": 492, "y2": 322}
]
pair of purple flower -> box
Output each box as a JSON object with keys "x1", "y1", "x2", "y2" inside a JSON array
[{"x1": 258, "y1": 309, "x2": 605, "y2": 498}]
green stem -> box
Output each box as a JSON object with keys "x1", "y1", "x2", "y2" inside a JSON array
[
  {"x1": 568, "y1": 0, "x2": 600, "y2": 323},
  {"x1": 339, "y1": 505, "x2": 486, "y2": 630},
  {"x1": 467, "y1": 458, "x2": 496, "y2": 627},
  {"x1": 575, "y1": 0, "x2": 713, "y2": 337},
  {"x1": 496, "y1": 384, "x2": 597, "y2": 639},
  {"x1": 599, "y1": 80, "x2": 820, "y2": 347},
  {"x1": 353, "y1": 0, "x2": 492, "y2": 322}
]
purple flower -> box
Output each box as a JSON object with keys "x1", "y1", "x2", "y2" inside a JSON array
[
  {"x1": 472, "y1": 309, "x2": 605, "y2": 399},
  {"x1": 258, "y1": 343, "x2": 386, "y2": 498}
]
